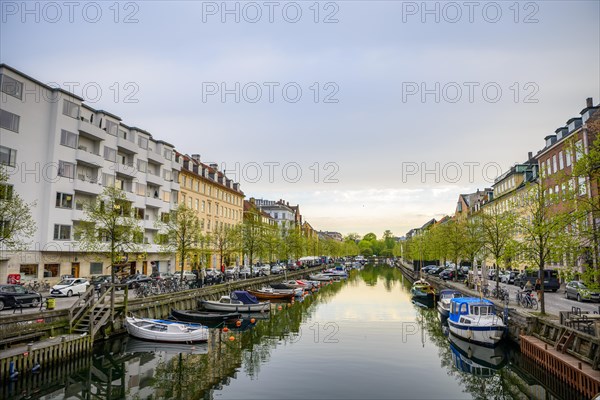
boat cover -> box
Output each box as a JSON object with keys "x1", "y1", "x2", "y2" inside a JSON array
[{"x1": 231, "y1": 290, "x2": 259, "y2": 304}]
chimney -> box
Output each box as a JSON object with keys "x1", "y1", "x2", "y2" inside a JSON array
[
  {"x1": 209, "y1": 163, "x2": 218, "y2": 171},
  {"x1": 555, "y1": 126, "x2": 568, "y2": 140},
  {"x1": 587, "y1": 97, "x2": 593, "y2": 108},
  {"x1": 581, "y1": 98, "x2": 598, "y2": 123},
  {"x1": 191, "y1": 154, "x2": 201, "y2": 163},
  {"x1": 528, "y1": 151, "x2": 533, "y2": 160}
]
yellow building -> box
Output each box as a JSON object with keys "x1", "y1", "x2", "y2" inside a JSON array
[{"x1": 176, "y1": 153, "x2": 245, "y2": 268}]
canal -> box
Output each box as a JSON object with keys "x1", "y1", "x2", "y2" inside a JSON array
[{"x1": 3, "y1": 266, "x2": 587, "y2": 399}]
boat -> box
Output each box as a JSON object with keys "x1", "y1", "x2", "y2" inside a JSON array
[
  {"x1": 199, "y1": 290, "x2": 271, "y2": 313},
  {"x1": 125, "y1": 316, "x2": 209, "y2": 343},
  {"x1": 170, "y1": 309, "x2": 241, "y2": 324},
  {"x1": 248, "y1": 288, "x2": 294, "y2": 300},
  {"x1": 309, "y1": 273, "x2": 341, "y2": 282},
  {"x1": 411, "y1": 279, "x2": 436, "y2": 303},
  {"x1": 448, "y1": 333, "x2": 507, "y2": 377},
  {"x1": 448, "y1": 297, "x2": 506, "y2": 347},
  {"x1": 437, "y1": 289, "x2": 463, "y2": 318},
  {"x1": 322, "y1": 268, "x2": 348, "y2": 279}
]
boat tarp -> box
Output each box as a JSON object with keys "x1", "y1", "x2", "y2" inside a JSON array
[{"x1": 231, "y1": 290, "x2": 259, "y2": 304}]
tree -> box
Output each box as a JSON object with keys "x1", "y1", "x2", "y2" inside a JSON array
[
  {"x1": 262, "y1": 224, "x2": 280, "y2": 263},
  {"x1": 211, "y1": 224, "x2": 241, "y2": 269},
  {"x1": 518, "y1": 180, "x2": 577, "y2": 314},
  {"x1": 156, "y1": 204, "x2": 201, "y2": 282},
  {"x1": 242, "y1": 208, "x2": 265, "y2": 274},
  {"x1": 481, "y1": 206, "x2": 516, "y2": 293},
  {"x1": 444, "y1": 219, "x2": 465, "y2": 281},
  {"x1": 363, "y1": 232, "x2": 377, "y2": 242},
  {"x1": 76, "y1": 186, "x2": 144, "y2": 322},
  {"x1": 77, "y1": 186, "x2": 144, "y2": 284},
  {"x1": 462, "y1": 215, "x2": 484, "y2": 285},
  {"x1": 0, "y1": 168, "x2": 36, "y2": 251}
]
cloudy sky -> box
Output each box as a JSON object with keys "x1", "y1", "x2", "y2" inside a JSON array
[{"x1": 2, "y1": 1, "x2": 599, "y2": 237}]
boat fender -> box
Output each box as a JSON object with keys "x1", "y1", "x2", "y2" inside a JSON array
[
  {"x1": 467, "y1": 347, "x2": 473, "y2": 359},
  {"x1": 467, "y1": 330, "x2": 473, "y2": 340}
]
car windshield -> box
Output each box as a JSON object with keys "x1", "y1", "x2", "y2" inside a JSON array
[{"x1": 57, "y1": 279, "x2": 74, "y2": 286}]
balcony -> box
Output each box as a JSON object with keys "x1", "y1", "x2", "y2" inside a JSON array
[
  {"x1": 114, "y1": 162, "x2": 139, "y2": 179},
  {"x1": 144, "y1": 219, "x2": 158, "y2": 230},
  {"x1": 147, "y1": 150, "x2": 164, "y2": 164},
  {"x1": 74, "y1": 176, "x2": 103, "y2": 195},
  {"x1": 146, "y1": 172, "x2": 163, "y2": 186},
  {"x1": 71, "y1": 209, "x2": 86, "y2": 221},
  {"x1": 146, "y1": 196, "x2": 163, "y2": 209},
  {"x1": 76, "y1": 148, "x2": 103, "y2": 167},
  {"x1": 170, "y1": 181, "x2": 180, "y2": 191},
  {"x1": 79, "y1": 120, "x2": 105, "y2": 141},
  {"x1": 117, "y1": 136, "x2": 138, "y2": 154}
]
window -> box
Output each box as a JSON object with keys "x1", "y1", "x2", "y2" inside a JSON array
[
  {"x1": 552, "y1": 155, "x2": 557, "y2": 173},
  {"x1": 136, "y1": 183, "x2": 146, "y2": 196},
  {"x1": 135, "y1": 208, "x2": 145, "y2": 220},
  {"x1": 163, "y1": 169, "x2": 172, "y2": 181},
  {"x1": 60, "y1": 129, "x2": 78, "y2": 148},
  {"x1": 182, "y1": 176, "x2": 187, "y2": 187},
  {"x1": 163, "y1": 191, "x2": 171, "y2": 203},
  {"x1": 0, "y1": 74, "x2": 23, "y2": 99},
  {"x1": 195, "y1": 199, "x2": 199, "y2": 210},
  {"x1": 0, "y1": 146, "x2": 17, "y2": 167},
  {"x1": 566, "y1": 149, "x2": 572, "y2": 167},
  {"x1": 44, "y1": 264, "x2": 60, "y2": 278},
  {"x1": 187, "y1": 197, "x2": 192, "y2": 208},
  {"x1": 575, "y1": 140, "x2": 584, "y2": 162},
  {"x1": 163, "y1": 149, "x2": 172, "y2": 160},
  {"x1": 202, "y1": 200, "x2": 205, "y2": 212},
  {"x1": 58, "y1": 161, "x2": 75, "y2": 179},
  {"x1": 558, "y1": 151, "x2": 564, "y2": 170},
  {"x1": 138, "y1": 136, "x2": 148, "y2": 149},
  {"x1": 103, "y1": 146, "x2": 116, "y2": 162},
  {"x1": 102, "y1": 173, "x2": 115, "y2": 187},
  {"x1": 578, "y1": 177, "x2": 587, "y2": 195},
  {"x1": 56, "y1": 192, "x2": 73, "y2": 208},
  {"x1": 137, "y1": 159, "x2": 147, "y2": 173},
  {"x1": 0, "y1": 109, "x2": 20, "y2": 132},
  {"x1": 90, "y1": 262, "x2": 103, "y2": 275},
  {"x1": 0, "y1": 184, "x2": 13, "y2": 200},
  {"x1": 62, "y1": 99, "x2": 79, "y2": 119},
  {"x1": 20, "y1": 264, "x2": 38, "y2": 279},
  {"x1": 105, "y1": 120, "x2": 118, "y2": 136},
  {"x1": 53, "y1": 224, "x2": 71, "y2": 240}
]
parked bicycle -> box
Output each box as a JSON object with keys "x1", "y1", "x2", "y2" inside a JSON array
[
  {"x1": 491, "y1": 286, "x2": 509, "y2": 302},
  {"x1": 517, "y1": 290, "x2": 538, "y2": 310}
]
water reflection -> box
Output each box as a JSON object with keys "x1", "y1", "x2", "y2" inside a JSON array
[{"x1": 2, "y1": 266, "x2": 589, "y2": 399}]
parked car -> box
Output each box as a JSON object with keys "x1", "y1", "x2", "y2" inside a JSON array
[
  {"x1": 501, "y1": 271, "x2": 517, "y2": 284},
  {"x1": 421, "y1": 265, "x2": 438, "y2": 274},
  {"x1": 121, "y1": 274, "x2": 152, "y2": 288},
  {"x1": 172, "y1": 271, "x2": 197, "y2": 282},
  {"x1": 515, "y1": 270, "x2": 560, "y2": 292},
  {"x1": 90, "y1": 275, "x2": 117, "y2": 291},
  {"x1": 51, "y1": 278, "x2": 90, "y2": 297},
  {"x1": 0, "y1": 284, "x2": 42, "y2": 311},
  {"x1": 224, "y1": 266, "x2": 239, "y2": 279},
  {"x1": 428, "y1": 267, "x2": 445, "y2": 276},
  {"x1": 257, "y1": 265, "x2": 271, "y2": 276},
  {"x1": 150, "y1": 271, "x2": 174, "y2": 280},
  {"x1": 271, "y1": 265, "x2": 285, "y2": 275},
  {"x1": 565, "y1": 281, "x2": 600, "y2": 302},
  {"x1": 439, "y1": 269, "x2": 456, "y2": 281}
]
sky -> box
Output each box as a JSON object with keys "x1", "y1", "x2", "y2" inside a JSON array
[{"x1": 1, "y1": 0, "x2": 599, "y2": 238}]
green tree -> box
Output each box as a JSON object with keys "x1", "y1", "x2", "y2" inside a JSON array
[
  {"x1": 518, "y1": 180, "x2": 578, "y2": 314},
  {"x1": 481, "y1": 206, "x2": 517, "y2": 293},
  {"x1": 0, "y1": 168, "x2": 36, "y2": 251},
  {"x1": 463, "y1": 215, "x2": 484, "y2": 285},
  {"x1": 211, "y1": 224, "x2": 241, "y2": 268},
  {"x1": 156, "y1": 204, "x2": 201, "y2": 282},
  {"x1": 242, "y1": 208, "x2": 265, "y2": 274}
]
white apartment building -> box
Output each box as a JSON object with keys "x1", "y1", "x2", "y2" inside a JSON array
[
  {"x1": 0, "y1": 64, "x2": 179, "y2": 283},
  {"x1": 253, "y1": 198, "x2": 297, "y2": 228}
]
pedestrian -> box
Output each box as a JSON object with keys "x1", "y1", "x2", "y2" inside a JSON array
[
  {"x1": 524, "y1": 280, "x2": 533, "y2": 292},
  {"x1": 535, "y1": 278, "x2": 542, "y2": 300}
]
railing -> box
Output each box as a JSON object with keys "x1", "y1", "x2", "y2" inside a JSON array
[{"x1": 68, "y1": 286, "x2": 96, "y2": 331}]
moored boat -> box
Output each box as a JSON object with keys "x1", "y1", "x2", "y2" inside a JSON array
[
  {"x1": 170, "y1": 309, "x2": 241, "y2": 324},
  {"x1": 248, "y1": 288, "x2": 295, "y2": 300},
  {"x1": 437, "y1": 289, "x2": 463, "y2": 318},
  {"x1": 411, "y1": 279, "x2": 436, "y2": 299},
  {"x1": 448, "y1": 332, "x2": 507, "y2": 377},
  {"x1": 199, "y1": 290, "x2": 271, "y2": 313},
  {"x1": 448, "y1": 297, "x2": 506, "y2": 347},
  {"x1": 125, "y1": 316, "x2": 209, "y2": 343}
]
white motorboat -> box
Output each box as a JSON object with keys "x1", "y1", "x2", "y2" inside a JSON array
[
  {"x1": 448, "y1": 297, "x2": 506, "y2": 347},
  {"x1": 437, "y1": 289, "x2": 463, "y2": 318},
  {"x1": 200, "y1": 290, "x2": 271, "y2": 313},
  {"x1": 125, "y1": 316, "x2": 208, "y2": 343}
]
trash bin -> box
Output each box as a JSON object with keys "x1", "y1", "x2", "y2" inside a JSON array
[{"x1": 46, "y1": 298, "x2": 55, "y2": 310}]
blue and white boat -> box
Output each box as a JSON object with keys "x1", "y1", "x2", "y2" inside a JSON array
[{"x1": 448, "y1": 297, "x2": 506, "y2": 347}]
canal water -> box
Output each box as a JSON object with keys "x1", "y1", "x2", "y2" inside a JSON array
[{"x1": 3, "y1": 266, "x2": 586, "y2": 399}]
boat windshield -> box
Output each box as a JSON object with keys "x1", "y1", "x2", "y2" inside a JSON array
[{"x1": 470, "y1": 305, "x2": 492, "y2": 316}]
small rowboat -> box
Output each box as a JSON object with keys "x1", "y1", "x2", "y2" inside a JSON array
[
  {"x1": 248, "y1": 288, "x2": 294, "y2": 300},
  {"x1": 125, "y1": 316, "x2": 208, "y2": 343},
  {"x1": 171, "y1": 309, "x2": 241, "y2": 324},
  {"x1": 200, "y1": 291, "x2": 271, "y2": 313}
]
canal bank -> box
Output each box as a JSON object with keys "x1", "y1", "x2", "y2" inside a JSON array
[
  {"x1": 0, "y1": 265, "x2": 325, "y2": 381},
  {"x1": 397, "y1": 259, "x2": 600, "y2": 398}
]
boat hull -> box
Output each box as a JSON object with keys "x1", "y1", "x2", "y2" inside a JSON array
[
  {"x1": 171, "y1": 309, "x2": 241, "y2": 324},
  {"x1": 248, "y1": 290, "x2": 294, "y2": 300},
  {"x1": 437, "y1": 301, "x2": 450, "y2": 318},
  {"x1": 125, "y1": 317, "x2": 208, "y2": 343},
  {"x1": 199, "y1": 300, "x2": 270, "y2": 313},
  {"x1": 447, "y1": 319, "x2": 505, "y2": 347}
]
